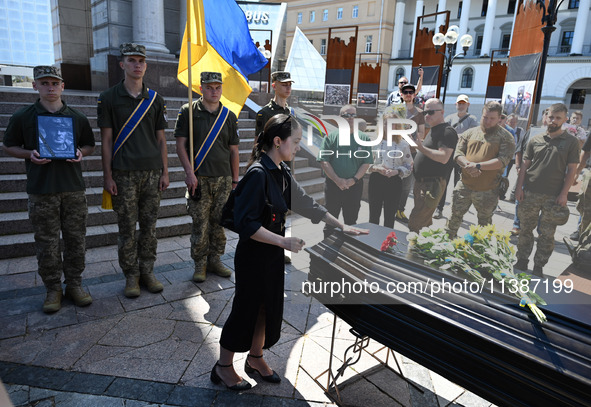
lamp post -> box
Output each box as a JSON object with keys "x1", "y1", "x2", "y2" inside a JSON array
[
  {"x1": 432, "y1": 25, "x2": 473, "y2": 104},
  {"x1": 530, "y1": 0, "x2": 560, "y2": 125}
]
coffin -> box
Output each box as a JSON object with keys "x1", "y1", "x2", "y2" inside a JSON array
[{"x1": 305, "y1": 223, "x2": 591, "y2": 407}]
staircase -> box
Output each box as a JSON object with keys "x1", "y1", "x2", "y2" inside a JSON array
[{"x1": 0, "y1": 87, "x2": 325, "y2": 260}]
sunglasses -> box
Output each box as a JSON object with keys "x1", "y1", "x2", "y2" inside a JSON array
[
  {"x1": 398, "y1": 81, "x2": 408, "y2": 85},
  {"x1": 402, "y1": 90, "x2": 415, "y2": 95},
  {"x1": 423, "y1": 109, "x2": 442, "y2": 116},
  {"x1": 340, "y1": 112, "x2": 356, "y2": 118}
]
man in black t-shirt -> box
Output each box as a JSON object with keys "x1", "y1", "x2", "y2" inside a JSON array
[
  {"x1": 3, "y1": 66, "x2": 95, "y2": 313},
  {"x1": 408, "y1": 98, "x2": 458, "y2": 233}
]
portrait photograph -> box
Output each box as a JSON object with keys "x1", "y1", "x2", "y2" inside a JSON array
[{"x1": 37, "y1": 115, "x2": 76, "y2": 159}]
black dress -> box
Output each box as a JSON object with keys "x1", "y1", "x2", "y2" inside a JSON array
[{"x1": 219, "y1": 153, "x2": 327, "y2": 352}]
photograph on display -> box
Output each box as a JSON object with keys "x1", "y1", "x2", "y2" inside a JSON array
[
  {"x1": 416, "y1": 84, "x2": 437, "y2": 105},
  {"x1": 260, "y1": 81, "x2": 269, "y2": 93},
  {"x1": 501, "y1": 80, "x2": 535, "y2": 119},
  {"x1": 249, "y1": 80, "x2": 261, "y2": 93},
  {"x1": 37, "y1": 115, "x2": 76, "y2": 160},
  {"x1": 324, "y1": 84, "x2": 350, "y2": 106},
  {"x1": 357, "y1": 92, "x2": 378, "y2": 108}
]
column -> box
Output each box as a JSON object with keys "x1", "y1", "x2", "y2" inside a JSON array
[
  {"x1": 132, "y1": 0, "x2": 170, "y2": 54},
  {"x1": 458, "y1": 0, "x2": 471, "y2": 42},
  {"x1": 410, "y1": 0, "x2": 424, "y2": 58},
  {"x1": 436, "y1": 0, "x2": 447, "y2": 32},
  {"x1": 479, "y1": 0, "x2": 497, "y2": 57},
  {"x1": 570, "y1": 0, "x2": 590, "y2": 55},
  {"x1": 179, "y1": 0, "x2": 187, "y2": 54},
  {"x1": 507, "y1": 0, "x2": 518, "y2": 51},
  {"x1": 391, "y1": 0, "x2": 406, "y2": 59}
]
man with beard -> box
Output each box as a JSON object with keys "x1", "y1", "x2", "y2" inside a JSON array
[
  {"x1": 514, "y1": 103, "x2": 580, "y2": 276},
  {"x1": 446, "y1": 101, "x2": 515, "y2": 238},
  {"x1": 386, "y1": 68, "x2": 423, "y2": 106}
]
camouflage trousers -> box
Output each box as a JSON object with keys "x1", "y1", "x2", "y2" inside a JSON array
[
  {"x1": 446, "y1": 181, "x2": 499, "y2": 238},
  {"x1": 28, "y1": 191, "x2": 87, "y2": 291},
  {"x1": 112, "y1": 169, "x2": 161, "y2": 277},
  {"x1": 516, "y1": 191, "x2": 565, "y2": 267},
  {"x1": 187, "y1": 176, "x2": 232, "y2": 264},
  {"x1": 577, "y1": 170, "x2": 591, "y2": 234}
]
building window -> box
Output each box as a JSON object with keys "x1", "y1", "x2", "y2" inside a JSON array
[
  {"x1": 323, "y1": 9, "x2": 328, "y2": 21},
  {"x1": 321, "y1": 38, "x2": 327, "y2": 54},
  {"x1": 353, "y1": 5, "x2": 359, "y2": 18},
  {"x1": 310, "y1": 11, "x2": 315, "y2": 23},
  {"x1": 568, "y1": 0, "x2": 580, "y2": 8},
  {"x1": 337, "y1": 7, "x2": 343, "y2": 19},
  {"x1": 365, "y1": 35, "x2": 373, "y2": 53},
  {"x1": 297, "y1": 12, "x2": 302, "y2": 24},
  {"x1": 475, "y1": 35, "x2": 483, "y2": 54},
  {"x1": 461, "y1": 67, "x2": 474, "y2": 88},
  {"x1": 395, "y1": 67, "x2": 405, "y2": 84},
  {"x1": 481, "y1": 0, "x2": 488, "y2": 16},
  {"x1": 501, "y1": 34, "x2": 511, "y2": 49},
  {"x1": 561, "y1": 31, "x2": 574, "y2": 53},
  {"x1": 458, "y1": 1, "x2": 463, "y2": 19},
  {"x1": 508, "y1": 0, "x2": 516, "y2": 14}
]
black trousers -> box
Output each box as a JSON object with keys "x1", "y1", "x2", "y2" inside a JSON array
[
  {"x1": 323, "y1": 178, "x2": 364, "y2": 238},
  {"x1": 368, "y1": 172, "x2": 403, "y2": 229}
]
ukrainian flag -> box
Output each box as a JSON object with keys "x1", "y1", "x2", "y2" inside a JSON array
[{"x1": 178, "y1": 0, "x2": 268, "y2": 116}]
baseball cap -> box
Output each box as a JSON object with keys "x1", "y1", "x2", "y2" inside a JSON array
[
  {"x1": 456, "y1": 94, "x2": 470, "y2": 103},
  {"x1": 33, "y1": 66, "x2": 63, "y2": 81},
  {"x1": 401, "y1": 83, "x2": 416, "y2": 92}
]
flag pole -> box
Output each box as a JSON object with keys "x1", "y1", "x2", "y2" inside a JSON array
[{"x1": 187, "y1": 0, "x2": 194, "y2": 172}]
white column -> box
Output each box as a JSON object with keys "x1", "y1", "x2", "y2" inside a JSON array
[
  {"x1": 436, "y1": 0, "x2": 447, "y2": 32},
  {"x1": 458, "y1": 0, "x2": 471, "y2": 41},
  {"x1": 132, "y1": 0, "x2": 170, "y2": 54},
  {"x1": 410, "y1": 0, "x2": 424, "y2": 58},
  {"x1": 508, "y1": 0, "x2": 518, "y2": 51},
  {"x1": 479, "y1": 0, "x2": 497, "y2": 57},
  {"x1": 179, "y1": 0, "x2": 187, "y2": 54},
  {"x1": 571, "y1": 0, "x2": 590, "y2": 55},
  {"x1": 391, "y1": 0, "x2": 406, "y2": 59}
]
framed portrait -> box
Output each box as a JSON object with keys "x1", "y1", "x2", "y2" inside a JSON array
[
  {"x1": 37, "y1": 115, "x2": 76, "y2": 159},
  {"x1": 324, "y1": 84, "x2": 351, "y2": 107}
]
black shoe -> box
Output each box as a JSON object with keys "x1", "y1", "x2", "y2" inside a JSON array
[
  {"x1": 570, "y1": 230, "x2": 580, "y2": 241},
  {"x1": 514, "y1": 259, "x2": 528, "y2": 271},
  {"x1": 533, "y1": 265, "x2": 543, "y2": 277},
  {"x1": 210, "y1": 362, "x2": 252, "y2": 391},
  {"x1": 563, "y1": 237, "x2": 576, "y2": 261},
  {"x1": 245, "y1": 354, "x2": 281, "y2": 383},
  {"x1": 433, "y1": 208, "x2": 443, "y2": 219}
]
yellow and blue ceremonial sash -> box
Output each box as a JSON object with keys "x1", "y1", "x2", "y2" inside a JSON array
[
  {"x1": 193, "y1": 105, "x2": 229, "y2": 173},
  {"x1": 112, "y1": 88, "x2": 157, "y2": 158}
]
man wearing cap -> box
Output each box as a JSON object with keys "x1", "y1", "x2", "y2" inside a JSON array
[
  {"x1": 434, "y1": 94, "x2": 479, "y2": 219},
  {"x1": 386, "y1": 68, "x2": 424, "y2": 106},
  {"x1": 446, "y1": 101, "x2": 515, "y2": 239},
  {"x1": 514, "y1": 103, "x2": 580, "y2": 276},
  {"x1": 175, "y1": 72, "x2": 240, "y2": 283},
  {"x1": 98, "y1": 43, "x2": 169, "y2": 298},
  {"x1": 255, "y1": 71, "x2": 294, "y2": 137},
  {"x1": 3, "y1": 66, "x2": 95, "y2": 313}
]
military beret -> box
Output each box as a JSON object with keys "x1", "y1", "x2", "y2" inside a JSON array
[{"x1": 33, "y1": 66, "x2": 63, "y2": 81}]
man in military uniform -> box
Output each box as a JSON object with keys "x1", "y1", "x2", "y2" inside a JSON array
[
  {"x1": 515, "y1": 103, "x2": 580, "y2": 276},
  {"x1": 446, "y1": 101, "x2": 515, "y2": 238},
  {"x1": 98, "y1": 43, "x2": 169, "y2": 298},
  {"x1": 3, "y1": 66, "x2": 95, "y2": 313},
  {"x1": 255, "y1": 71, "x2": 294, "y2": 137},
  {"x1": 175, "y1": 72, "x2": 240, "y2": 282}
]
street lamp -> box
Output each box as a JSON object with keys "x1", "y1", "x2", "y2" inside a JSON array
[
  {"x1": 432, "y1": 25, "x2": 473, "y2": 104},
  {"x1": 530, "y1": 0, "x2": 560, "y2": 125}
]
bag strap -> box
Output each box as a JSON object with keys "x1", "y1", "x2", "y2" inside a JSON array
[
  {"x1": 112, "y1": 88, "x2": 157, "y2": 158},
  {"x1": 453, "y1": 113, "x2": 470, "y2": 129},
  {"x1": 193, "y1": 105, "x2": 230, "y2": 173}
]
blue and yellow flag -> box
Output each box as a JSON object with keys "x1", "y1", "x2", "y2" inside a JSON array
[{"x1": 178, "y1": 0, "x2": 268, "y2": 116}]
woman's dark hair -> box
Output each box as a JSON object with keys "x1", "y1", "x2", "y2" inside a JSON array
[{"x1": 247, "y1": 114, "x2": 301, "y2": 169}]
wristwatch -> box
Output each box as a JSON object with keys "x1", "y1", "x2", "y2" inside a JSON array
[
  {"x1": 353, "y1": 176, "x2": 360, "y2": 183},
  {"x1": 476, "y1": 163, "x2": 481, "y2": 170}
]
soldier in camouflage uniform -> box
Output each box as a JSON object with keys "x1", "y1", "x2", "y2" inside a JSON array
[
  {"x1": 174, "y1": 72, "x2": 240, "y2": 282},
  {"x1": 3, "y1": 66, "x2": 95, "y2": 313},
  {"x1": 255, "y1": 71, "x2": 294, "y2": 137},
  {"x1": 98, "y1": 43, "x2": 169, "y2": 298},
  {"x1": 515, "y1": 103, "x2": 580, "y2": 276},
  {"x1": 446, "y1": 101, "x2": 515, "y2": 238}
]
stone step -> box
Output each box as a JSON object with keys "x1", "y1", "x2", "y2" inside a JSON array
[{"x1": 0, "y1": 214, "x2": 193, "y2": 259}]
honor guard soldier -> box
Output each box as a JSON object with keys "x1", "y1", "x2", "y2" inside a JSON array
[
  {"x1": 98, "y1": 43, "x2": 169, "y2": 298},
  {"x1": 174, "y1": 72, "x2": 240, "y2": 282},
  {"x1": 255, "y1": 71, "x2": 294, "y2": 137},
  {"x1": 3, "y1": 66, "x2": 95, "y2": 313}
]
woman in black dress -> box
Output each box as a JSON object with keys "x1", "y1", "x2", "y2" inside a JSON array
[{"x1": 211, "y1": 114, "x2": 368, "y2": 390}]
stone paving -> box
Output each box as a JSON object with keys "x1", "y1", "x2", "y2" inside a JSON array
[{"x1": 0, "y1": 179, "x2": 585, "y2": 406}]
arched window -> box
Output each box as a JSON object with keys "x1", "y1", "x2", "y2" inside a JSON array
[
  {"x1": 461, "y1": 67, "x2": 474, "y2": 88},
  {"x1": 395, "y1": 67, "x2": 405, "y2": 83}
]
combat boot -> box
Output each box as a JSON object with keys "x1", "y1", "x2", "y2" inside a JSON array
[
  {"x1": 139, "y1": 273, "x2": 164, "y2": 293},
  {"x1": 124, "y1": 275, "x2": 141, "y2": 298},
  {"x1": 43, "y1": 290, "x2": 63, "y2": 313},
  {"x1": 193, "y1": 260, "x2": 207, "y2": 283},
  {"x1": 65, "y1": 285, "x2": 93, "y2": 307},
  {"x1": 208, "y1": 257, "x2": 232, "y2": 278}
]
